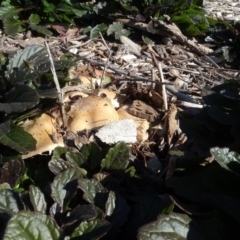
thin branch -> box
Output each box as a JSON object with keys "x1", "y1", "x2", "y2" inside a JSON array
[
  {"x1": 151, "y1": 52, "x2": 168, "y2": 110},
  {"x1": 44, "y1": 40, "x2": 67, "y2": 129},
  {"x1": 99, "y1": 32, "x2": 112, "y2": 88}
]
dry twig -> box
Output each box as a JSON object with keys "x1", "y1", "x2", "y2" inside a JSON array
[
  {"x1": 99, "y1": 33, "x2": 112, "y2": 88},
  {"x1": 151, "y1": 52, "x2": 168, "y2": 110},
  {"x1": 44, "y1": 40, "x2": 67, "y2": 129}
]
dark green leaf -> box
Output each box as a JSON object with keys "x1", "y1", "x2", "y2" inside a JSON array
[
  {"x1": 76, "y1": 2, "x2": 94, "y2": 11},
  {"x1": 29, "y1": 14, "x2": 40, "y2": 25},
  {"x1": 3, "y1": 211, "x2": 62, "y2": 240},
  {"x1": 205, "y1": 192, "x2": 240, "y2": 226},
  {"x1": 71, "y1": 8, "x2": 88, "y2": 17},
  {"x1": 55, "y1": 3, "x2": 72, "y2": 12},
  {"x1": 106, "y1": 192, "x2": 130, "y2": 236},
  {"x1": 107, "y1": 22, "x2": 123, "y2": 36},
  {"x1": 80, "y1": 143, "x2": 103, "y2": 170},
  {"x1": 107, "y1": 22, "x2": 130, "y2": 39},
  {"x1": 0, "y1": 122, "x2": 36, "y2": 153},
  {"x1": 7, "y1": 45, "x2": 47, "y2": 75},
  {"x1": 101, "y1": 142, "x2": 129, "y2": 171},
  {"x1": 93, "y1": 172, "x2": 110, "y2": 182},
  {"x1": 49, "y1": 147, "x2": 73, "y2": 174},
  {"x1": 51, "y1": 168, "x2": 83, "y2": 209},
  {"x1": 208, "y1": 105, "x2": 239, "y2": 125},
  {"x1": 125, "y1": 166, "x2": 136, "y2": 178},
  {"x1": 3, "y1": 18, "x2": 23, "y2": 36},
  {"x1": 78, "y1": 179, "x2": 108, "y2": 210},
  {"x1": 138, "y1": 210, "x2": 237, "y2": 240},
  {"x1": 105, "y1": 191, "x2": 115, "y2": 216},
  {"x1": 0, "y1": 6, "x2": 18, "y2": 20},
  {"x1": 64, "y1": 204, "x2": 97, "y2": 226},
  {"x1": 48, "y1": 158, "x2": 74, "y2": 175},
  {"x1": 70, "y1": 219, "x2": 111, "y2": 240},
  {"x1": 0, "y1": 189, "x2": 24, "y2": 216},
  {"x1": 29, "y1": 23, "x2": 53, "y2": 36},
  {"x1": 52, "y1": 146, "x2": 68, "y2": 159},
  {"x1": 66, "y1": 151, "x2": 88, "y2": 168},
  {"x1": 82, "y1": 26, "x2": 91, "y2": 34},
  {"x1": 124, "y1": 194, "x2": 169, "y2": 238},
  {"x1": 42, "y1": 0, "x2": 55, "y2": 13},
  {"x1": 0, "y1": 85, "x2": 39, "y2": 114},
  {"x1": 90, "y1": 24, "x2": 108, "y2": 39},
  {"x1": 137, "y1": 212, "x2": 191, "y2": 240},
  {"x1": 211, "y1": 147, "x2": 240, "y2": 176},
  {"x1": 29, "y1": 185, "x2": 47, "y2": 213},
  {"x1": 0, "y1": 183, "x2": 11, "y2": 191},
  {"x1": 71, "y1": 2, "x2": 93, "y2": 17}
]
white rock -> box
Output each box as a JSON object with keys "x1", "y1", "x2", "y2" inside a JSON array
[{"x1": 96, "y1": 119, "x2": 137, "y2": 144}]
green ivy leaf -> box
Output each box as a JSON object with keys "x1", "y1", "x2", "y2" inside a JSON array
[
  {"x1": 101, "y1": 142, "x2": 129, "y2": 171},
  {"x1": 51, "y1": 168, "x2": 83, "y2": 209},
  {"x1": 90, "y1": 24, "x2": 108, "y2": 38},
  {"x1": 0, "y1": 122, "x2": 36, "y2": 153},
  {"x1": 3, "y1": 211, "x2": 62, "y2": 240},
  {"x1": 29, "y1": 185, "x2": 47, "y2": 213}
]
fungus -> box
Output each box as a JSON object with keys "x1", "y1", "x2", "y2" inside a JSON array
[
  {"x1": 67, "y1": 96, "x2": 118, "y2": 132},
  {"x1": 22, "y1": 113, "x2": 64, "y2": 159}
]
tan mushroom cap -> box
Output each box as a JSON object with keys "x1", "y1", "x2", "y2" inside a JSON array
[
  {"x1": 67, "y1": 96, "x2": 118, "y2": 132},
  {"x1": 97, "y1": 89, "x2": 116, "y2": 100},
  {"x1": 63, "y1": 91, "x2": 88, "y2": 103},
  {"x1": 22, "y1": 113, "x2": 64, "y2": 159}
]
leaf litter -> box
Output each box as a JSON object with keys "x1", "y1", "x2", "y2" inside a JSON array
[{"x1": 1, "y1": 1, "x2": 240, "y2": 239}]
